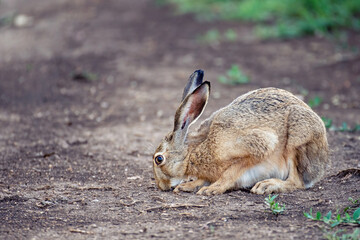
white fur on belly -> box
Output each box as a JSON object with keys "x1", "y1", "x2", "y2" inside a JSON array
[{"x1": 236, "y1": 162, "x2": 289, "y2": 188}]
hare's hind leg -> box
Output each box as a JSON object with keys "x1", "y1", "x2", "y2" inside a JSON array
[
  {"x1": 250, "y1": 150, "x2": 304, "y2": 194},
  {"x1": 251, "y1": 105, "x2": 329, "y2": 194}
]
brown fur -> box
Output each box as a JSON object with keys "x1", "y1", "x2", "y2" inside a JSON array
[{"x1": 153, "y1": 74, "x2": 329, "y2": 195}]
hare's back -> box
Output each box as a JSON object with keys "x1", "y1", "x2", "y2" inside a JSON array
[
  {"x1": 231, "y1": 88, "x2": 308, "y2": 113},
  {"x1": 212, "y1": 88, "x2": 310, "y2": 131}
]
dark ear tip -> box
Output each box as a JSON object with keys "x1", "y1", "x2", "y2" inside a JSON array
[
  {"x1": 194, "y1": 70, "x2": 204, "y2": 83},
  {"x1": 203, "y1": 81, "x2": 211, "y2": 90},
  {"x1": 194, "y1": 69, "x2": 204, "y2": 75}
]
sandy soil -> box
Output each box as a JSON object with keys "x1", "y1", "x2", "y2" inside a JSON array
[{"x1": 0, "y1": 0, "x2": 359, "y2": 239}]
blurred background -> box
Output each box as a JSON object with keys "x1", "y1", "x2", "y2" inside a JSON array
[
  {"x1": 1, "y1": 0, "x2": 359, "y2": 130},
  {"x1": 0, "y1": 0, "x2": 360, "y2": 239}
]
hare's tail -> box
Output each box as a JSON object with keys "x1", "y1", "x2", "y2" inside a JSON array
[{"x1": 296, "y1": 139, "x2": 329, "y2": 188}]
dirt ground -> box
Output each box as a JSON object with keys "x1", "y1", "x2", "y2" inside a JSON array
[{"x1": 0, "y1": 0, "x2": 359, "y2": 239}]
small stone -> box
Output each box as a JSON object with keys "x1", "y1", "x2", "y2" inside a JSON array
[
  {"x1": 331, "y1": 95, "x2": 340, "y2": 106},
  {"x1": 90, "y1": 87, "x2": 97, "y2": 95},
  {"x1": 127, "y1": 176, "x2": 141, "y2": 180},
  {"x1": 156, "y1": 110, "x2": 163, "y2": 118},
  {"x1": 14, "y1": 14, "x2": 34, "y2": 27},
  {"x1": 100, "y1": 102, "x2": 109, "y2": 109}
]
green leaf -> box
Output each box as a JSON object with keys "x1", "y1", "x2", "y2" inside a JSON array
[
  {"x1": 270, "y1": 194, "x2": 278, "y2": 202},
  {"x1": 304, "y1": 212, "x2": 313, "y2": 219},
  {"x1": 324, "y1": 211, "x2": 332, "y2": 222},
  {"x1": 316, "y1": 211, "x2": 322, "y2": 220},
  {"x1": 352, "y1": 124, "x2": 360, "y2": 132},
  {"x1": 340, "y1": 122, "x2": 349, "y2": 131},
  {"x1": 353, "y1": 207, "x2": 360, "y2": 220},
  {"x1": 330, "y1": 222, "x2": 340, "y2": 227},
  {"x1": 308, "y1": 96, "x2": 323, "y2": 108},
  {"x1": 321, "y1": 117, "x2": 333, "y2": 129}
]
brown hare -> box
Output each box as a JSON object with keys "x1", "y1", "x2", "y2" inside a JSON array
[{"x1": 153, "y1": 70, "x2": 329, "y2": 195}]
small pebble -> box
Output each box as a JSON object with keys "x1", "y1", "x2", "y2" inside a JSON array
[{"x1": 14, "y1": 14, "x2": 34, "y2": 27}]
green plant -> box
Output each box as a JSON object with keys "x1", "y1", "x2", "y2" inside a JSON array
[
  {"x1": 161, "y1": 0, "x2": 360, "y2": 39},
  {"x1": 304, "y1": 207, "x2": 360, "y2": 227},
  {"x1": 324, "y1": 228, "x2": 360, "y2": 240},
  {"x1": 322, "y1": 117, "x2": 333, "y2": 129},
  {"x1": 218, "y1": 65, "x2": 250, "y2": 85},
  {"x1": 198, "y1": 28, "x2": 237, "y2": 44},
  {"x1": 308, "y1": 95, "x2": 323, "y2": 108},
  {"x1": 336, "y1": 122, "x2": 360, "y2": 132},
  {"x1": 349, "y1": 197, "x2": 360, "y2": 205},
  {"x1": 264, "y1": 194, "x2": 286, "y2": 215},
  {"x1": 344, "y1": 197, "x2": 360, "y2": 213},
  {"x1": 198, "y1": 29, "x2": 221, "y2": 44},
  {"x1": 319, "y1": 119, "x2": 360, "y2": 132},
  {"x1": 224, "y1": 29, "x2": 237, "y2": 41},
  {"x1": 339, "y1": 122, "x2": 351, "y2": 132}
]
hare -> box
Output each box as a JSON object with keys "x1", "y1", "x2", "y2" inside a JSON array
[{"x1": 153, "y1": 70, "x2": 329, "y2": 195}]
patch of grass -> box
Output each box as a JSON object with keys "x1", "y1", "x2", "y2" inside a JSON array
[
  {"x1": 349, "y1": 197, "x2": 360, "y2": 205},
  {"x1": 337, "y1": 122, "x2": 360, "y2": 132},
  {"x1": 218, "y1": 65, "x2": 250, "y2": 85},
  {"x1": 324, "y1": 228, "x2": 360, "y2": 240},
  {"x1": 305, "y1": 201, "x2": 360, "y2": 239},
  {"x1": 160, "y1": 0, "x2": 360, "y2": 38},
  {"x1": 198, "y1": 29, "x2": 221, "y2": 44},
  {"x1": 321, "y1": 117, "x2": 360, "y2": 132},
  {"x1": 264, "y1": 194, "x2": 285, "y2": 215},
  {"x1": 198, "y1": 28, "x2": 237, "y2": 44},
  {"x1": 224, "y1": 29, "x2": 237, "y2": 41},
  {"x1": 344, "y1": 198, "x2": 360, "y2": 214},
  {"x1": 304, "y1": 207, "x2": 360, "y2": 227}
]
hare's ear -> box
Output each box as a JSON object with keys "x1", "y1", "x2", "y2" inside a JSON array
[
  {"x1": 182, "y1": 69, "x2": 204, "y2": 101},
  {"x1": 174, "y1": 81, "x2": 210, "y2": 145}
]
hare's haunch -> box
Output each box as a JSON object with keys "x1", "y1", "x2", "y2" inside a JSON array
[{"x1": 153, "y1": 70, "x2": 329, "y2": 195}]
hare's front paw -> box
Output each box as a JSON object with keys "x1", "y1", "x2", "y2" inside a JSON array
[
  {"x1": 173, "y1": 179, "x2": 206, "y2": 193},
  {"x1": 196, "y1": 184, "x2": 226, "y2": 195},
  {"x1": 250, "y1": 179, "x2": 284, "y2": 194}
]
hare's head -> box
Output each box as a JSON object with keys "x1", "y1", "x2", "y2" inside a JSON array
[{"x1": 153, "y1": 70, "x2": 210, "y2": 191}]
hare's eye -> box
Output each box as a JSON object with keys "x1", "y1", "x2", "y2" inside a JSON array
[{"x1": 154, "y1": 155, "x2": 165, "y2": 165}]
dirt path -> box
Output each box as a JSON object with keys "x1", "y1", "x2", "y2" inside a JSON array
[{"x1": 0, "y1": 0, "x2": 359, "y2": 239}]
